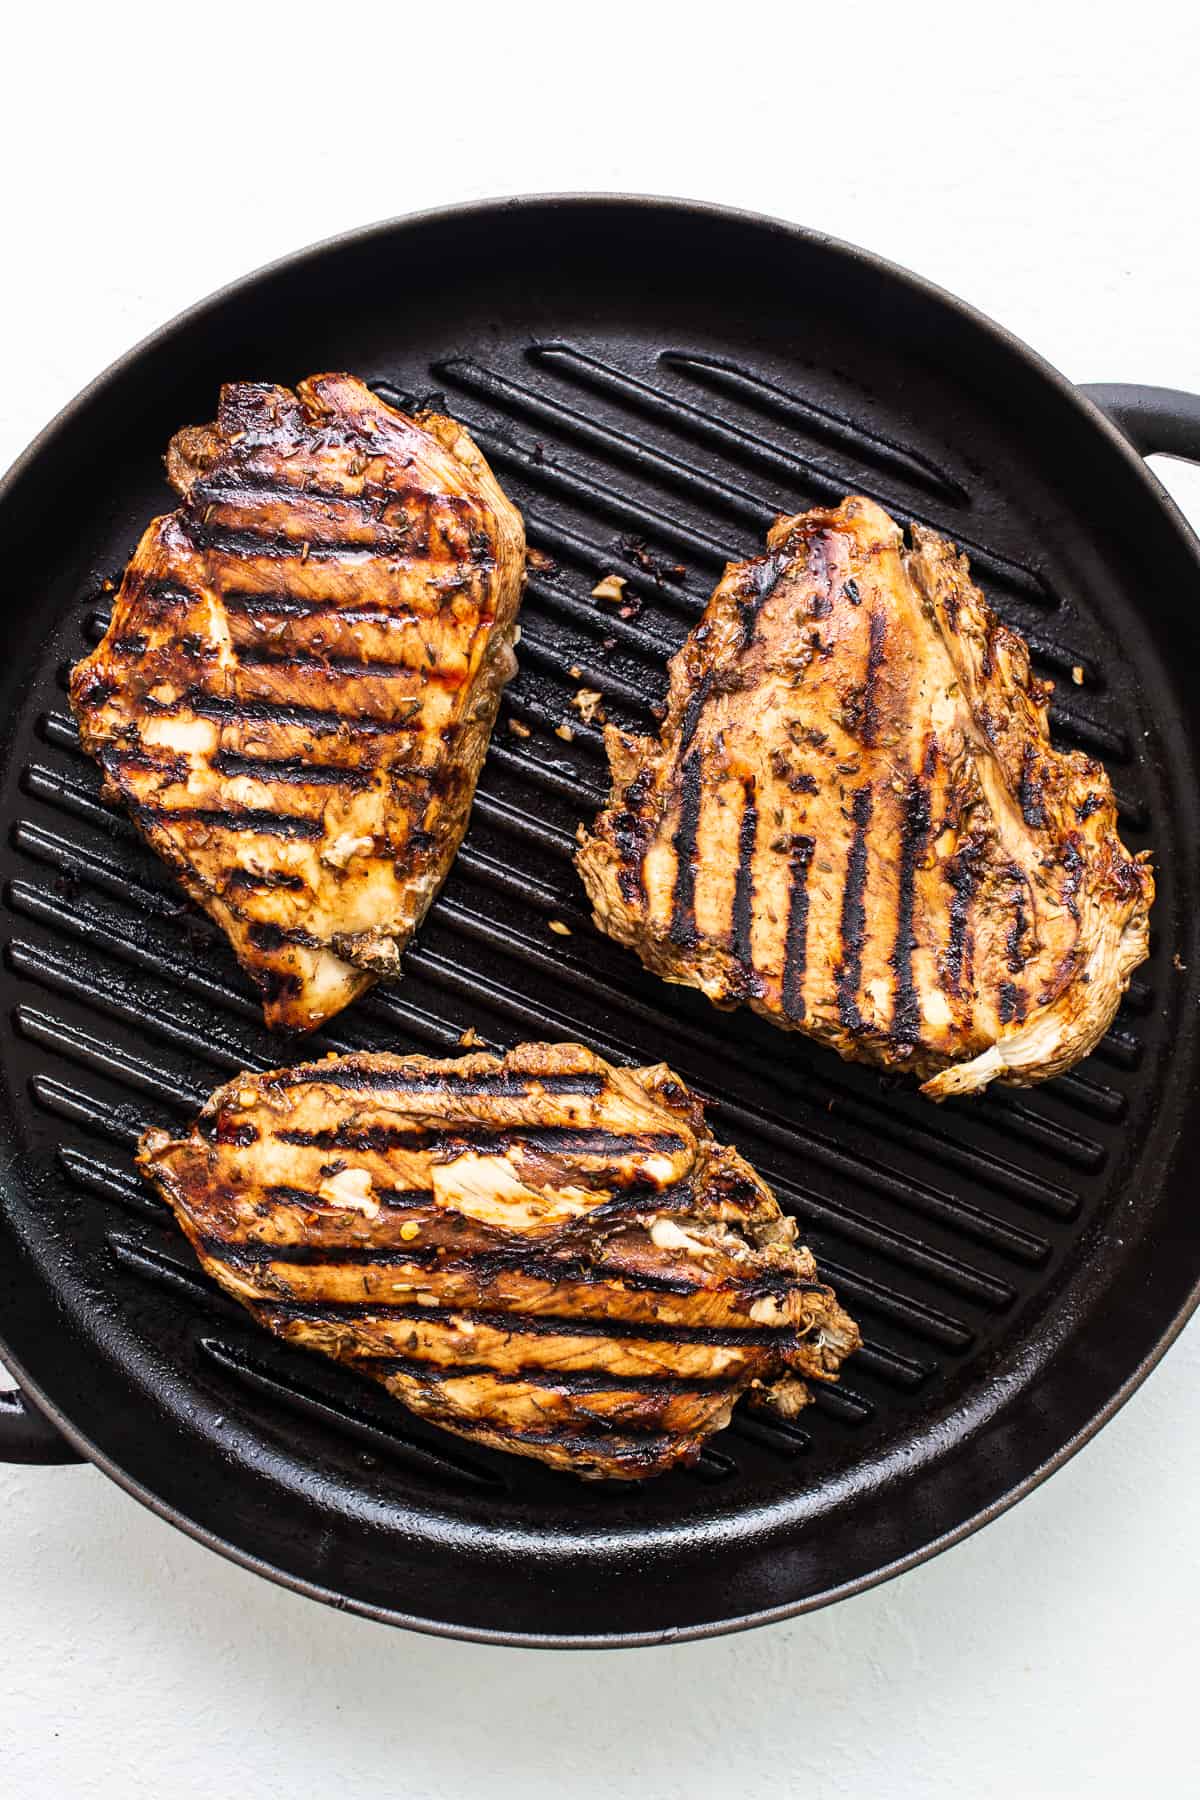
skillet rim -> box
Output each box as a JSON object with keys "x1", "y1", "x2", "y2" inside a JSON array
[{"x1": 0, "y1": 190, "x2": 1197, "y2": 1647}]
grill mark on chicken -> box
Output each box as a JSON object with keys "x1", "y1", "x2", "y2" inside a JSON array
[
  {"x1": 103, "y1": 747, "x2": 190, "y2": 782},
  {"x1": 1060, "y1": 836, "x2": 1084, "y2": 923},
  {"x1": 942, "y1": 833, "x2": 985, "y2": 997},
  {"x1": 195, "y1": 467, "x2": 490, "y2": 536},
  {"x1": 890, "y1": 776, "x2": 932, "y2": 1045},
  {"x1": 223, "y1": 592, "x2": 422, "y2": 630},
  {"x1": 1018, "y1": 743, "x2": 1047, "y2": 828},
  {"x1": 997, "y1": 982, "x2": 1027, "y2": 1024},
  {"x1": 141, "y1": 580, "x2": 194, "y2": 614},
  {"x1": 264, "y1": 1297, "x2": 811, "y2": 1349},
  {"x1": 271, "y1": 1066, "x2": 608, "y2": 1098},
  {"x1": 245, "y1": 921, "x2": 326, "y2": 952},
  {"x1": 669, "y1": 751, "x2": 703, "y2": 948},
  {"x1": 737, "y1": 550, "x2": 789, "y2": 646},
  {"x1": 223, "y1": 868, "x2": 307, "y2": 893},
  {"x1": 272, "y1": 1124, "x2": 690, "y2": 1157},
  {"x1": 134, "y1": 804, "x2": 325, "y2": 840},
  {"x1": 71, "y1": 375, "x2": 525, "y2": 1031},
  {"x1": 211, "y1": 750, "x2": 373, "y2": 789},
  {"x1": 187, "y1": 521, "x2": 417, "y2": 563},
  {"x1": 781, "y1": 836, "x2": 816, "y2": 1021},
  {"x1": 862, "y1": 609, "x2": 887, "y2": 747},
  {"x1": 834, "y1": 785, "x2": 873, "y2": 1033},
  {"x1": 212, "y1": 1237, "x2": 709, "y2": 1299},
  {"x1": 138, "y1": 1045, "x2": 859, "y2": 1479},
  {"x1": 364, "y1": 1357, "x2": 735, "y2": 1398},
  {"x1": 730, "y1": 779, "x2": 759, "y2": 989},
  {"x1": 577, "y1": 497, "x2": 1153, "y2": 1097},
  {"x1": 1006, "y1": 877, "x2": 1032, "y2": 972},
  {"x1": 261, "y1": 1184, "x2": 436, "y2": 1212},
  {"x1": 679, "y1": 675, "x2": 715, "y2": 752},
  {"x1": 231, "y1": 644, "x2": 453, "y2": 683},
  {"x1": 214, "y1": 1237, "x2": 817, "y2": 1306},
  {"x1": 183, "y1": 690, "x2": 421, "y2": 735}
]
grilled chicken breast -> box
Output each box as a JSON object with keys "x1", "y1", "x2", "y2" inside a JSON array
[
  {"x1": 70, "y1": 375, "x2": 525, "y2": 1032},
  {"x1": 577, "y1": 497, "x2": 1153, "y2": 1099},
  {"x1": 138, "y1": 1043, "x2": 859, "y2": 1480}
]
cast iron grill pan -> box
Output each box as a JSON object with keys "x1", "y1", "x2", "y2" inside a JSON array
[{"x1": 0, "y1": 199, "x2": 1196, "y2": 1644}]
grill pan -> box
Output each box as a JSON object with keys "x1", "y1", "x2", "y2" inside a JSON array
[{"x1": 0, "y1": 195, "x2": 1198, "y2": 1646}]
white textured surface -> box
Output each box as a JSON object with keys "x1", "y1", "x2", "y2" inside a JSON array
[{"x1": 2, "y1": 5, "x2": 1198, "y2": 1794}]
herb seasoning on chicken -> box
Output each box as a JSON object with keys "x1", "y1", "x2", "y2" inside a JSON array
[
  {"x1": 70, "y1": 375, "x2": 525, "y2": 1032},
  {"x1": 138, "y1": 1043, "x2": 859, "y2": 1480},
  {"x1": 576, "y1": 497, "x2": 1153, "y2": 1098}
]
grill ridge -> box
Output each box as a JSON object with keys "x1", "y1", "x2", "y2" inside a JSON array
[{"x1": 527, "y1": 342, "x2": 971, "y2": 507}]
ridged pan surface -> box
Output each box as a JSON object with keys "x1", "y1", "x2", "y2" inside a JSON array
[{"x1": 0, "y1": 198, "x2": 1197, "y2": 1645}]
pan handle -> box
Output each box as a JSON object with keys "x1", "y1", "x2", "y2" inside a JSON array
[
  {"x1": 1081, "y1": 384, "x2": 1200, "y2": 462},
  {"x1": 0, "y1": 1380, "x2": 83, "y2": 1464}
]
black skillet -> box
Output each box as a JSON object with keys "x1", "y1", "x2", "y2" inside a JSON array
[{"x1": 0, "y1": 196, "x2": 1197, "y2": 1646}]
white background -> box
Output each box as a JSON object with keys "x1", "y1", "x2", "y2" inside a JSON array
[{"x1": 2, "y1": 6, "x2": 1198, "y2": 1795}]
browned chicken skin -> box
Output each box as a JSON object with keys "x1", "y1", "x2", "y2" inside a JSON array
[
  {"x1": 577, "y1": 498, "x2": 1153, "y2": 1098},
  {"x1": 70, "y1": 375, "x2": 525, "y2": 1032},
  {"x1": 138, "y1": 1043, "x2": 860, "y2": 1480}
]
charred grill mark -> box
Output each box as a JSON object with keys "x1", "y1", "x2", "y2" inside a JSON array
[
  {"x1": 611, "y1": 765, "x2": 655, "y2": 907},
  {"x1": 980, "y1": 617, "x2": 996, "y2": 680},
  {"x1": 364, "y1": 1356, "x2": 733, "y2": 1398},
  {"x1": 214, "y1": 1120, "x2": 257, "y2": 1147},
  {"x1": 269, "y1": 1068, "x2": 607, "y2": 1097},
  {"x1": 142, "y1": 580, "x2": 194, "y2": 614},
  {"x1": 75, "y1": 677, "x2": 114, "y2": 709},
  {"x1": 862, "y1": 610, "x2": 887, "y2": 747},
  {"x1": 189, "y1": 472, "x2": 443, "y2": 522},
  {"x1": 111, "y1": 633, "x2": 148, "y2": 657},
  {"x1": 736, "y1": 551, "x2": 787, "y2": 646},
  {"x1": 133, "y1": 803, "x2": 324, "y2": 840},
  {"x1": 187, "y1": 691, "x2": 421, "y2": 735},
  {"x1": 212, "y1": 749, "x2": 374, "y2": 790},
  {"x1": 843, "y1": 577, "x2": 861, "y2": 606},
  {"x1": 223, "y1": 592, "x2": 423, "y2": 629},
  {"x1": 195, "y1": 469, "x2": 425, "y2": 513},
  {"x1": 1019, "y1": 744, "x2": 1047, "y2": 828},
  {"x1": 224, "y1": 868, "x2": 307, "y2": 893},
  {"x1": 1006, "y1": 877, "x2": 1031, "y2": 973},
  {"x1": 679, "y1": 674, "x2": 714, "y2": 752},
  {"x1": 943, "y1": 834, "x2": 986, "y2": 996},
  {"x1": 1076, "y1": 793, "x2": 1104, "y2": 822},
  {"x1": 266, "y1": 1297, "x2": 799, "y2": 1348},
  {"x1": 260, "y1": 1185, "x2": 437, "y2": 1212},
  {"x1": 246, "y1": 921, "x2": 325, "y2": 952},
  {"x1": 834, "y1": 786, "x2": 873, "y2": 1032},
  {"x1": 259, "y1": 968, "x2": 303, "y2": 1005},
  {"x1": 998, "y1": 982, "x2": 1027, "y2": 1024},
  {"x1": 890, "y1": 777, "x2": 932, "y2": 1045},
  {"x1": 1060, "y1": 835, "x2": 1084, "y2": 923},
  {"x1": 188, "y1": 522, "x2": 413, "y2": 562},
  {"x1": 102, "y1": 747, "x2": 189, "y2": 783},
  {"x1": 730, "y1": 779, "x2": 760, "y2": 992},
  {"x1": 211, "y1": 1234, "x2": 763, "y2": 1301},
  {"x1": 805, "y1": 531, "x2": 835, "y2": 618},
  {"x1": 271, "y1": 1125, "x2": 688, "y2": 1157},
  {"x1": 234, "y1": 643, "x2": 446, "y2": 683},
  {"x1": 669, "y1": 751, "x2": 703, "y2": 949},
  {"x1": 434, "y1": 1422, "x2": 682, "y2": 1458},
  {"x1": 781, "y1": 836, "x2": 815, "y2": 1022}
]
